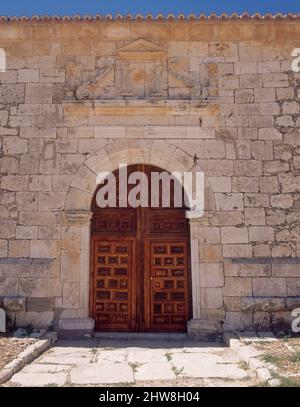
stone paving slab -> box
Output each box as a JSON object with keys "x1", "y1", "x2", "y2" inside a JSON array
[
  {"x1": 170, "y1": 352, "x2": 248, "y2": 379},
  {"x1": 70, "y1": 362, "x2": 135, "y2": 385},
  {"x1": 96, "y1": 349, "x2": 127, "y2": 363},
  {"x1": 177, "y1": 363, "x2": 248, "y2": 380},
  {"x1": 38, "y1": 354, "x2": 94, "y2": 365},
  {"x1": 10, "y1": 364, "x2": 70, "y2": 387},
  {"x1": 7, "y1": 338, "x2": 257, "y2": 387},
  {"x1": 135, "y1": 362, "x2": 176, "y2": 381},
  {"x1": 127, "y1": 349, "x2": 168, "y2": 364}
]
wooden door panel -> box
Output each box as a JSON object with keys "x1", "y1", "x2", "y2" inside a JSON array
[
  {"x1": 93, "y1": 239, "x2": 137, "y2": 331},
  {"x1": 146, "y1": 241, "x2": 189, "y2": 332}
]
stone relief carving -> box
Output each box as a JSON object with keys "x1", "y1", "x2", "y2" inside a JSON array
[
  {"x1": 75, "y1": 57, "x2": 115, "y2": 100},
  {"x1": 64, "y1": 39, "x2": 210, "y2": 101}
]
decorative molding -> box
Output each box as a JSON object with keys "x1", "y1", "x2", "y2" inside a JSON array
[
  {"x1": 65, "y1": 38, "x2": 209, "y2": 101},
  {"x1": 117, "y1": 38, "x2": 165, "y2": 60}
]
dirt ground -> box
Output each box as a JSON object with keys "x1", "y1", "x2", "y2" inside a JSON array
[
  {"x1": 0, "y1": 334, "x2": 37, "y2": 371},
  {"x1": 253, "y1": 336, "x2": 300, "y2": 386}
]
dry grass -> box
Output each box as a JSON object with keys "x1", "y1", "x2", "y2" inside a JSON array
[
  {"x1": 0, "y1": 333, "x2": 37, "y2": 371},
  {"x1": 253, "y1": 337, "x2": 300, "y2": 377}
]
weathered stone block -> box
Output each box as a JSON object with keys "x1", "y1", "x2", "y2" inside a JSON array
[
  {"x1": 200, "y1": 287, "x2": 223, "y2": 309},
  {"x1": 15, "y1": 311, "x2": 55, "y2": 329},
  {"x1": 270, "y1": 194, "x2": 293, "y2": 209},
  {"x1": 254, "y1": 88, "x2": 276, "y2": 102},
  {"x1": 221, "y1": 227, "x2": 248, "y2": 244},
  {"x1": 0, "y1": 157, "x2": 19, "y2": 174},
  {"x1": 232, "y1": 177, "x2": 259, "y2": 192},
  {"x1": 18, "y1": 69, "x2": 39, "y2": 82},
  {"x1": 266, "y1": 209, "x2": 285, "y2": 226},
  {"x1": 275, "y1": 115, "x2": 294, "y2": 127},
  {"x1": 199, "y1": 263, "x2": 224, "y2": 287},
  {"x1": 262, "y1": 73, "x2": 288, "y2": 88},
  {"x1": 199, "y1": 245, "x2": 222, "y2": 262},
  {"x1": 61, "y1": 154, "x2": 86, "y2": 175},
  {"x1": 253, "y1": 244, "x2": 271, "y2": 258},
  {"x1": 272, "y1": 243, "x2": 295, "y2": 258},
  {"x1": 0, "y1": 219, "x2": 16, "y2": 239},
  {"x1": 211, "y1": 211, "x2": 242, "y2": 226},
  {"x1": 252, "y1": 141, "x2": 273, "y2": 160},
  {"x1": 61, "y1": 250, "x2": 80, "y2": 282},
  {"x1": 259, "y1": 177, "x2": 279, "y2": 194},
  {"x1": 282, "y1": 101, "x2": 300, "y2": 114},
  {"x1": 249, "y1": 226, "x2": 274, "y2": 242},
  {"x1": 16, "y1": 192, "x2": 38, "y2": 211},
  {"x1": 8, "y1": 240, "x2": 29, "y2": 258},
  {"x1": 215, "y1": 193, "x2": 243, "y2": 211},
  {"x1": 224, "y1": 262, "x2": 271, "y2": 277},
  {"x1": 279, "y1": 174, "x2": 300, "y2": 193},
  {"x1": 197, "y1": 227, "x2": 220, "y2": 244},
  {"x1": 19, "y1": 154, "x2": 40, "y2": 174},
  {"x1": 0, "y1": 277, "x2": 19, "y2": 296},
  {"x1": 3, "y1": 296, "x2": 26, "y2": 312},
  {"x1": 38, "y1": 192, "x2": 66, "y2": 211},
  {"x1": 38, "y1": 226, "x2": 61, "y2": 240},
  {"x1": 63, "y1": 282, "x2": 80, "y2": 309},
  {"x1": 26, "y1": 297, "x2": 55, "y2": 312},
  {"x1": 234, "y1": 89, "x2": 254, "y2": 103},
  {"x1": 1, "y1": 175, "x2": 29, "y2": 191},
  {"x1": 16, "y1": 226, "x2": 38, "y2": 240},
  {"x1": 263, "y1": 161, "x2": 290, "y2": 175},
  {"x1": 234, "y1": 160, "x2": 262, "y2": 176},
  {"x1": 272, "y1": 264, "x2": 300, "y2": 278},
  {"x1": 253, "y1": 278, "x2": 286, "y2": 297},
  {"x1": 245, "y1": 208, "x2": 265, "y2": 226},
  {"x1": 286, "y1": 279, "x2": 300, "y2": 296},
  {"x1": 223, "y1": 277, "x2": 252, "y2": 297},
  {"x1": 29, "y1": 175, "x2": 52, "y2": 191},
  {"x1": 0, "y1": 240, "x2": 8, "y2": 257},
  {"x1": 223, "y1": 244, "x2": 253, "y2": 258},
  {"x1": 30, "y1": 240, "x2": 60, "y2": 259},
  {"x1": 0, "y1": 84, "x2": 25, "y2": 105},
  {"x1": 25, "y1": 83, "x2": 52, "y2": 104}
]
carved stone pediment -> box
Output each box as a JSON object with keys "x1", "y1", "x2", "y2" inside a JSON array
[
  {"x1": 117, "y1": 39, "x2": 166, "y2": 60},
  {"x1": 65, "y1": 39, "x2": 210, "y2": 101}
]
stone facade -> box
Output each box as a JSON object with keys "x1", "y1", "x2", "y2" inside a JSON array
[{"x1": 0, "y1": 17, "x2": 300, "y2": 337}]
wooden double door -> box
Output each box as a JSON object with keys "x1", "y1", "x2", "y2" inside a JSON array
[{"x1": 90, "y1": 165, "x2": 191, "y2": 332}]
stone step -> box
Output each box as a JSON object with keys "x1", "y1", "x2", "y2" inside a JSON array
[{"x1": 94, "y1": 332, "x2": 188, "y2": 340}]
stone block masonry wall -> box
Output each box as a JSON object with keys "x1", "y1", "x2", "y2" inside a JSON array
[{"x1": 0, "y1": 19, "x2": 299, "y2": 334}]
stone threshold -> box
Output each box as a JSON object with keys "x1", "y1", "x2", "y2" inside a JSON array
[{"x1": 94, "y1": 332, "x2": 189, "y2": 340}]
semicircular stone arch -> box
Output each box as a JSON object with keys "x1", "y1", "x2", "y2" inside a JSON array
[{"x1": 64, "y1": 139, "x2": 216, "y2": 214}]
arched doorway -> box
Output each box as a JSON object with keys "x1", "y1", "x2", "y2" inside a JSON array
[{"x1": 90, "y1": 164, "x2": 191, "y2": 332}]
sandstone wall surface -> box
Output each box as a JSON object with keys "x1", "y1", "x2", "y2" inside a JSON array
[{"x1": 0, "y1": 20, "x2": 299, "y2": 333}]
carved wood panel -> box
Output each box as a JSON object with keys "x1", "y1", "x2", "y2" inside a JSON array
[
  {"x1": 144, "y1": 241, "x2": 189, "y2": 332},
  {"x1": 92, "y1": 239, "x2": 137, "y2": 331}
]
